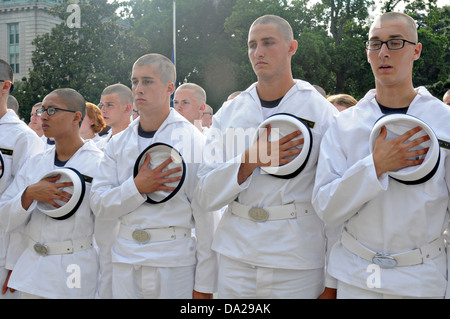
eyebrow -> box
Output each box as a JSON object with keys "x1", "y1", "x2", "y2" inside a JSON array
[
  {"x1": 131, "y1": 76, "x2": 155, "y2": 81},
  {"x1": 369, "y1": 34, "x2": 405, "y2": 40},
  {"x1": 42, "y1": 104, "x2": 65, "y2": 109},
  {"x1": 248, "y1": 36, "x2": 277, "y2": 45}
]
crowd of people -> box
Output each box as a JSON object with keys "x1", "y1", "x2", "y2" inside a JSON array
[{"x1": 0, "y1": 11, "x2": 449, "y2": 299}]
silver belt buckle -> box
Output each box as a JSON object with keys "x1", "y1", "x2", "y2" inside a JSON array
[
  {"x1": 34, "y1": 243, "x2": 49, "y2": 256},
  {"x1": 132, "y1": 229, "x2": 151, "y2": 243},
  {"x1": 372, "y1": 253, "x2": 397, "y2": 268},
  {"x1": 248, "y1": 207, "x2": 269, "y2": 222}
]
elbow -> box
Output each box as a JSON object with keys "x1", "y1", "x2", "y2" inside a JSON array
[{"x1": 312, "y1": 192, "x2": 342, "y2": 228}]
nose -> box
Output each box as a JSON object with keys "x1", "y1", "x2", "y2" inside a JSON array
[
  {"x1": 40, "y1": 111, "x2": 49, "y2": 121},
  {"x1": 133, "y1": 81, "x2": 145, "y2": 95},
  {"x1": 254, "y1": 45, "x2": 264, "y2": 58},
  {"x1": 378, "y1": 42, "x2": 390, "y2": 58}
]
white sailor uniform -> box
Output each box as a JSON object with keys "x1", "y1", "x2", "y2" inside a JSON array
[
  {"x1": 196, "y1": 80, "x2": 339, "y2": 298},
  {"x1": 312, "y1": 87, "x2": 450, "y2": 298}
]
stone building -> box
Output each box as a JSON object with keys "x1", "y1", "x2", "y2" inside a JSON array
[{"x1": 0, "y1": 0, "x2": 63, "y2": 80}]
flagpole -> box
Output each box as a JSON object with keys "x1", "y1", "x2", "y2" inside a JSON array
[{"x1": 173, "y1": 0, "x2": 176, "y2": 67}]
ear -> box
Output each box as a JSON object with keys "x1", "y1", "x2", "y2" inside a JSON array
[
  {"x1": 74, "y1": 111, "x2": 83, "y2": 126},
  {"x1": 125, "y1": 103, "x2": 132, "y2": 114},
  {"x1": 1, "y1": 81, "x2": 12, "y2": 94},
  {"x1": 167, "y1": 82, "x2": 175, "y2": 96},
  {"x1": 412, "y1": 42, "x2": 422, "y2": 61},
  {"x1": 288, "y1": 40, "x2": 298, "y2": 57},
  {"x1": 200, "y1": 103, "x2": 206, "y2": 112}
]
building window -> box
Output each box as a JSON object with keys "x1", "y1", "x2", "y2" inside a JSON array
[{"x1": 7, "y1": 23, "x2": 19, "y2": 74}]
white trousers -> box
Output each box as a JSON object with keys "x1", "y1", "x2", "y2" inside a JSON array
[
  {"x1": 218, "y1": 255, "x2": 324, "y2": 299},
  {"x1": 337, "y1": 280, "x2": 444, "y2": 299},
  {"x1": 112, "y1": 263, "x2": 195, "y2": 299}
]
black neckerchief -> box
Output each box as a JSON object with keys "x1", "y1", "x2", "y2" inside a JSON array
[
  {"x1": 54, "y1": 153, "x2": 68, "y2": 167},
  {"x1": 378, "y1": 101, "x2": 409, "y2": 115},
  {"x1": 260, "y1": 96, "x2": 284, "y2": 108},
  {"x1": 138, "y1": 123, "x2": 157, "y2": 138}
]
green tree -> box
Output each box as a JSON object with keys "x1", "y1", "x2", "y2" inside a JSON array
[
  {"x1": 130, "y1": 0, "x2": 239, "y2": 110},
  {"x1": 14, "y1": 0, "x2": 150, "y2": 122}
]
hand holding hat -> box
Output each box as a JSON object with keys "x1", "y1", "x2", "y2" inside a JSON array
[
  {"x1": 134, "y1": 152, "x2": 183, "y2": 195},
  {"x1": 243, "y1": 124, "x2": 303, "y2": 169},
  {"x1": 243, "y1": 113, "x2": 313, "y2": 180},
  {"x1": 369, "y1": 114, "x2": 440, "y2": 184},
  {"x1": 133, "y1": 143, "x2": 186, "y2": 204},
  {"x1": 373, "y1": 125, "x2": 430, "y2": 178},
  {"x1": 22, "y1": 174, "x2": 74, "y2": 211}
]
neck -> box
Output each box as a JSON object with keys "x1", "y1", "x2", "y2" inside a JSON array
[
  {"x1": 54, "y1": 134, "x2": 84, "y2": 162},
  {"x1": 256, "y1": 75, "x2": 295, "y2": 101},
  {"x1": 193, "y1": 119, "x2": 203, "y2": 132},
  {"x1": 111, "y1": 119, "x2": 131, "y2": 136},
  {"x1": 375, "y1": 82, "x2": 417, "y2": 108},
  {"x1": 80, "y1": 131, "x2": 94, "y2": 140},
  {"x1": 139, "y1": 106, "x2": 171, "y2": 132}
]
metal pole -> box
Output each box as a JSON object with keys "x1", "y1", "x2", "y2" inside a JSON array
[{"x1": 173, "y1": 0, "x2": 176, "y2": 67}]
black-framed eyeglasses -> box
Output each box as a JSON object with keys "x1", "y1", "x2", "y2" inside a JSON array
[
  {"x1": 36, "y1": 107, "x2": 76, "y2": 117},
  {"x1": 132, "y1": 109, "x2": 140, "y2": 115},
  {"x1": 202, "y1": 112, "x2": 212, "y2": 116},
  {"x1": 365, "y1": 39, "x2": 416, "y2": 51}
]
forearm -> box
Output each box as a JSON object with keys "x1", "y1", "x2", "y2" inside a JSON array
[{"x1": 313, "y1": 155, "x2": 387, "y2": 227}]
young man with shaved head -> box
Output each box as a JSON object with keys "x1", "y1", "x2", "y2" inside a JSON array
[
  {"x1": 313, "y1": 12, "x2": 450, "y2": 298},
  {"x1": 195, "y1": 15, "x2": 338, "y2": 298},
  {"x1": 0, "y1": 88, "x2": 103, "y2": 298},
  {"x1": 96, "y1": 83, "x2": 133, "y2": 151},
  {"x1": 90, "y1": 54, "x2": 218, "y2": 299},
  {"x1": 173, "y1": 83, "x2": 208, "y2": 132}
]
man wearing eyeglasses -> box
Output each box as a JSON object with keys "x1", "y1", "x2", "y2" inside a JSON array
[
  {"x1": 312, "y1": 12, "x2": 450, "y2": 298},
  {"x1": 0, "y1": 88, "x2": 103, "y2": 298},
  {"x1": 0, "y1": 59, "x2": 44, "y2": 299},
  {"x1": 201, "y1": 104, "x2": 213, "y2": 129}
]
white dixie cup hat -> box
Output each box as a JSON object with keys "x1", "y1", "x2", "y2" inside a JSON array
[
  {"x1": 250, "y1": 113, "x2": 313, "y2": 179},
  {"x1": 133, "y1": 142, "x2": 186, "y2": 204},
  {"x1": 36, "y1": 167, "x2": 86, "y2": 220},
  {"x1": 369, "y1": 113, "x2": 441, "y2": 184}
]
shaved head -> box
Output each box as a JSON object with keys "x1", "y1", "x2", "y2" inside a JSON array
[
  {"x1": 250, "y1": 15, "x2": 294, "y2": 42},
  {"x1": 47, "y1": 88, "x2": 86, "y2": 122},
  {"x1": 370, "y1": 12, "x2": 418, "y2": 42}
]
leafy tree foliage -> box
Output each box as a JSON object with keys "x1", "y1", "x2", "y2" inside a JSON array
[
  {"x1": 14, "y1": 0, "x2": 450, "y2": 121},
  {"x1": 14, "y1": 0, "x2": 150, "y2": 121}
]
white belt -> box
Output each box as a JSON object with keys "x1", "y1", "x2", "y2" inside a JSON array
[
  {"x1": 229, "y1": 200, "x2": 314, "y2": 222},
  {"x1": 341, "y1": 228, "x2": 445, "y2": 268},
  {"x1": 29, "y1": 236, "x2": 93, "y2": 256},
  {"x1": 119, "y1": 225, "x2": 191, "y2": 244}
]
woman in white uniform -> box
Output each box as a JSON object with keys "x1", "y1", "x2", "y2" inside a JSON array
[
  {"x1": 0, "y1": 88, "x2": 103, "y2": 298},
  {"x1": 312, "y1": 12, "x2": 450, "y2": 298}
]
